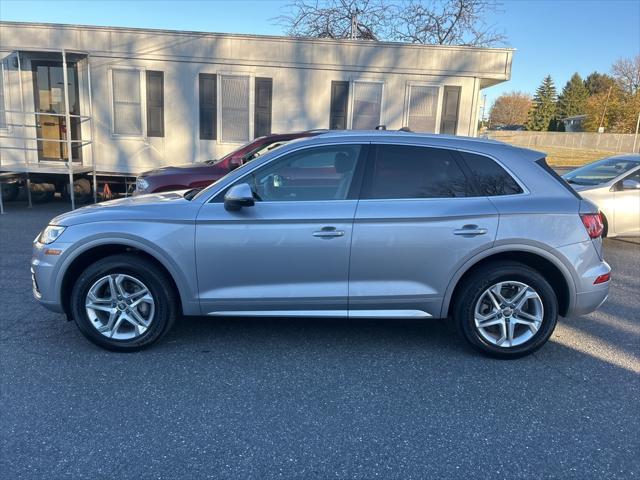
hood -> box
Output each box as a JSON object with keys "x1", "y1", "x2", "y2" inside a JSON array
[
  {"x1": 51, "y1": 191, "x2": 193, "y2": 226},
  {"x1": 140, "y1": 162, "x2": 222, "y2": 177}
]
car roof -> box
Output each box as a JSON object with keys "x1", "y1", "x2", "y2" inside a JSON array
[{"x1": 306, "y1": 130, "x2": 546, "y2": 162}]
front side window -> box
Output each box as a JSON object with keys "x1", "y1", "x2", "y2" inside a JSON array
[
  {"x1": 352, "y1": 82, "x2": 382, "y2": 130},
  {"x1": 240, "y1": 144, "x2": 362, "y2": 202},
  {"x1": 460, "y1": 152, "x2": 523, "y2": 196},
  {"x1": 220, "y1": 75, "x2": 250, "y2": 143},
  {"x1": 112, "y1": 69, "x2": 142, "y2": 136},
  {"x1": 364, "y1": 145, "x2": 468, "y2": 199}
]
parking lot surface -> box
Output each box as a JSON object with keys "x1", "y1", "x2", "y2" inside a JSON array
[{"x1": 1, "y1": 201, "x2": 639, "y2": 479}]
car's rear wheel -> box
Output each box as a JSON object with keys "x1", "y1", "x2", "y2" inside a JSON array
[
  {"x1": 70, "y1": 254, "x2": 177, "y2": 351},
  {"x1": 453, "y1": 261, "x2": 558, "y2": 358}
]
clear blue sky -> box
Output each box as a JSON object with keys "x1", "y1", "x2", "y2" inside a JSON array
[{"x1": 1, "y1": 0, "x2": 638, "y2": 110}]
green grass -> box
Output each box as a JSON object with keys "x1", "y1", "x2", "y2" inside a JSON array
[{"x1": 538, "y1": 146, "x2": 617, "y2": 167}]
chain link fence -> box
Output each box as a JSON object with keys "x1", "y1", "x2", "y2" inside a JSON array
[{"x1": 486, "y1": 131, "x2": 640, "y2": 154}]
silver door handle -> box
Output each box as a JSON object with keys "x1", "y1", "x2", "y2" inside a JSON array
[
  {"x1": 313, "y1": 227, "x2": 345, "y2": 238},
  {"x1": 453, "y1": 226, "x2": 488, "y2": 236}
]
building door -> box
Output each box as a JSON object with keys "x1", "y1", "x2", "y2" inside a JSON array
[{"x1": 32, "y1": 61, "x2": 81, "y2": 162}]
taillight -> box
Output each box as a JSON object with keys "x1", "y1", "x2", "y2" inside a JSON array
[
  {"x1": 594, "y1": 273, "x2": 611, "y2": 284},
  {"x1": 580, "y1": 213, "x2": 604, "y2": 239}
]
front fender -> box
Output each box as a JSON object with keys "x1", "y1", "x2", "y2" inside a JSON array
[{"x1": 53, "y1": 222, "x2": 200, "y2": 316}]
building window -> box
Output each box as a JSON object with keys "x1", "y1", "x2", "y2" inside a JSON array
[
  {"x1": 199, "y1": 73, "x2": 217, "y2": 140},
  {"x1": 146, "y1": 71, "x2": 164, "y2": 137},
  {"x1": 111, "y1": 69, "x2": 143, "y2": 136},
  {"x1": 352, "y1": 81, "x2": 383, "y2": 130},
  {"x1": 254, "y1": 77, "x2": 272, "y2": 138},
  {"x1": 0, "y1": 62, "x2": 6, "y2": 129},
  {"x1": 406, "y1": 84, "x2": 439, "y2": 133},
  {"x1": 220, "y1": 75, "x2": 250, "y2": 143}
]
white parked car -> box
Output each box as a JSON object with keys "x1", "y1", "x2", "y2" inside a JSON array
[{"x1": 563, "y1": 154, "x2": 640, "y2": 238}]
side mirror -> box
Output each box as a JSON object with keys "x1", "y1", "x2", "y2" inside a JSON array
[
  {"x1": 224, "y1": 183, "x2": 255, "y2": 211},
  {"x1": 228, "y1": 159, "x2": 242, "y2": 171},
  {"x1": 621, "y1": 179, "x2": 640, "y2": 190}
]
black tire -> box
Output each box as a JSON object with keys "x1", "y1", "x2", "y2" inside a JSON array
[
  {"x1": 30, "y1": 190, "x2": 55, "y2": 203},
  {"x1": 601, "y1": 212, "x2": 609, "y2": 238},
  {"x1": 1, "y1": 183, "x2": 19, "y2": 202},
  {"x1": 452, "y1": 261, "x2": 558, "y2": 359},
  {"x1": 70, "y1": 253, "x2": 178, "y2": 351}
]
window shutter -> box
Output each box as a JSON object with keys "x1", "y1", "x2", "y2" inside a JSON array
[
  {"x1": 440, "y1": 86, "x2": 461, "y2": 135},
  {"x1": 0, "y1": 63, "x2": 6, "y2": 129},
  {"x1": 329, "y1": 81, "x2": 349, "y2": 130},
  {"x1": 199, "y1": 73, "x2": 217, "y2": 140},
  {"x1": 407, "y1": 85, "x2": 439, "y2": 133},
  {"x1": 146, "y1": 71, "x2": 164, "y2": 137},
  {"x1": 254, "y1": 77, "x2": 272, "y2": 138}
]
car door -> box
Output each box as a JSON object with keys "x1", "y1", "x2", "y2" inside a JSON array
[
  {"x1": 614, "y1": 169, "x2": 640, "y2": 236},
  {"x1": 195, "y1": 143, "x2": 367, "y2": 316},
  {"x1": 348, "y1": 144, "x2": 500, "y2": 319}
]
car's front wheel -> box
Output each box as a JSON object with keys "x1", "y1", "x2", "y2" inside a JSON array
[
  {"x1": 453, "y1": 261, "x2": 558, "y2": 358},
  {"x1": 70, "y1": 254, "x2": 177, "y2": 351}
]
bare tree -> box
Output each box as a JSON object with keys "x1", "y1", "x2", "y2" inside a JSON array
[
  {"x1": 391, "y1": 0, "x2": 505, "y2": 46},
  {"x1": 489, "y1": 91, "x2": 531, "y2": 127},
  {"x1": 274, "y1": 0, "x2": 506, "y2": 46},
  {"x1": 274, "y1": 0, "x2": 391, "y2": 40},
  {"x1": 612, "y1": 55, "x2": 640, "y2": 95}
]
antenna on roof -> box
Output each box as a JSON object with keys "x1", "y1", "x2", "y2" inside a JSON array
[{"x1": 375, "y1": 125, "x2": 387, "y2": 130}]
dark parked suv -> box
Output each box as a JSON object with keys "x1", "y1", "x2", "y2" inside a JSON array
[{"x1": 135, "y1": 131, "x2": 324, "y2": 194}]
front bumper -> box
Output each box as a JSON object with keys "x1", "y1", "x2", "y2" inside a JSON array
[{"x1": 31, "y1": 240, "x2": 70, "y2": 314}]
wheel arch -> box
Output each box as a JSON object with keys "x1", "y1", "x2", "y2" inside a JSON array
[
  {"x1": 58, "y1": 239, "x2": 195, "y2": 318},
  {"x1": 441, "y1": 245, "x2": 576, "y2": 319}
]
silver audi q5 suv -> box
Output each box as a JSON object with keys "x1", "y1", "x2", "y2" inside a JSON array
[{"x1": 32, "y1": 132, "x2": 610, "y2": 357}]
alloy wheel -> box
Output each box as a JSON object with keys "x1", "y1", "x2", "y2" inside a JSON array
[
  {"x1": 85, "y1": 274, "x2": 155, "y2": 340},
  {"x1": 474, "y1": 281, "x2": 544, "y2": 348}
]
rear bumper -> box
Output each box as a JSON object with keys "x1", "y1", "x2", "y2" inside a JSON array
[
  {"x1": 556, "y1": 240, "x2": 611, "y2": 318},
  {"x1": 572, "y1": 287, "x2": 609, "y2": 317}
]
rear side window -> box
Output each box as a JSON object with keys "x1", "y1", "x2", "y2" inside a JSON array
[
  {"x1": 460, "y1": 152, "x2": 523, "y2": 196},
  {"x1": 364, "y1": 145, "x2": 469, "y2": 199}
]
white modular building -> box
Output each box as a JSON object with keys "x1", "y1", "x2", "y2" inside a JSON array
[{"x1": 0, "y1": 21, "x2": 513, "y2": 175}]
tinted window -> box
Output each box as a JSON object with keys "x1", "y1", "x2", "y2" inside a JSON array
[
  {"x1": 244, "y1": 145, "x2": 362, "y2": 202},
  {"x1": 460, "y1": 152, "x2": 523, "y2": 196},
  {"x1": 365, "y1": 145, "x2": 468, "y2": 199}
]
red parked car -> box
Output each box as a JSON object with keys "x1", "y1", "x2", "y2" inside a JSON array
[{"x1": 134, "y1": 131, "x2": 325, "y2": 194}]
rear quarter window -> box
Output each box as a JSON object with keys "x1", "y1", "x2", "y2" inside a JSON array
[{"x1": 459, "y1": 152, "x2": 523, "y2": 196}]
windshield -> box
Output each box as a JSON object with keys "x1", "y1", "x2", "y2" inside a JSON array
[{"x1": 563, "y1": 157, "x2": 640, "y2": 186}]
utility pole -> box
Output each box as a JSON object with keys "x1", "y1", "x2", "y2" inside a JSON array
[
  {"x1": 633, "y1": 111, "x2": 640, "y2": 153},
  {"x1": 598, "y1": 86, "x2": 613, "y2": 133},
  {"x1": 350, "y1": 9, "x2": 359, "y2": 39}
]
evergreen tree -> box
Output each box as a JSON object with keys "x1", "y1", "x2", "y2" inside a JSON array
[
  {"x1": 526, "y1": 75, "x2": 557, "y2": 131},
  {"x1": 584, "y1": 72, "x2": 615, "y2": 95},
  {"x1": 557, "y1": 73, "x2": 589, "y2": 119}
]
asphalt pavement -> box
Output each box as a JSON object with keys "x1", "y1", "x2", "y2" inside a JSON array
[{"x1": 1, "y1": 200, "x2": 639, "y2": 479}]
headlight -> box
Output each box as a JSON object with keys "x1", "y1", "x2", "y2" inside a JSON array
[
  {"x1": 136, "y1": 177, "x2": 150, "y2": 192},
  {"x1": 38, "y1": 225, "x2": 66, "y2": 244}
]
